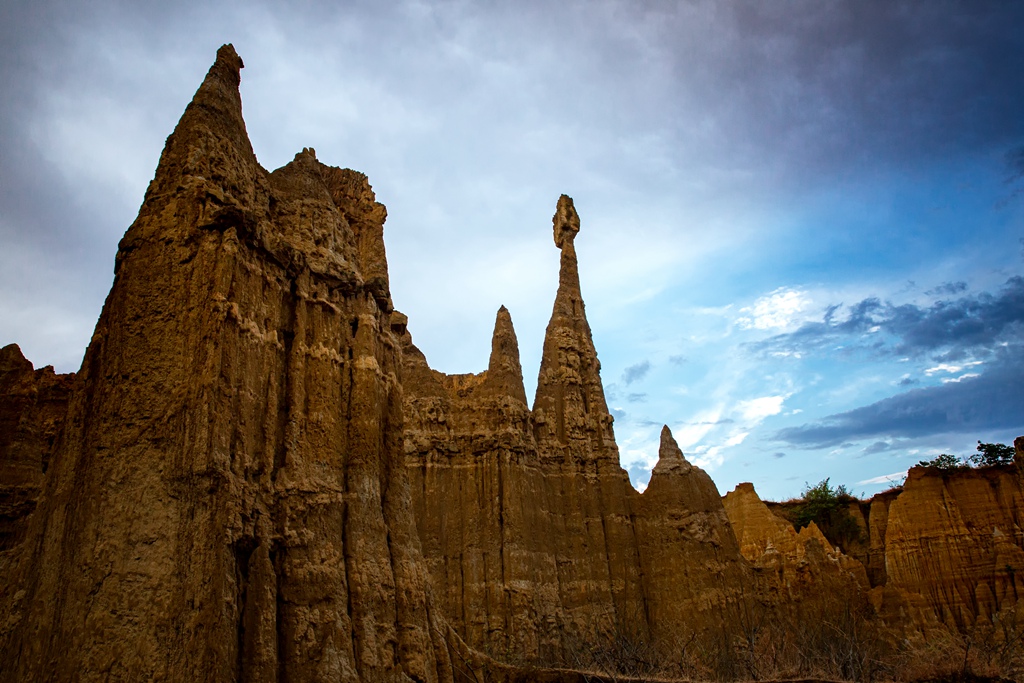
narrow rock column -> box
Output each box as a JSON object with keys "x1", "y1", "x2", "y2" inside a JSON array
[
  {"x1": 531, "y1": 195, "x2": 646, "y2": 652},
  {"x1": 532, "y1": 195, "x2": 616, "y2": 464}
]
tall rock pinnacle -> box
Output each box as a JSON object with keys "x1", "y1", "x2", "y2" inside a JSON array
[
  {"x1": 481, "y1": 306, "x2": 528, "y2": 404},
  {"x1": 533, "y1": 195, "x2": 616, "y2": 463}
]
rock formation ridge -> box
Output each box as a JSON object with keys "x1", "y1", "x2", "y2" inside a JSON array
[{"x1": 402, "y1": 199, "x2": 756, "y2": 664}]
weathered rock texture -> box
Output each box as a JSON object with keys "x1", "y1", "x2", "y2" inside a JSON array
[
  {"x1": 725, "y1": 466, "x2": 1024, "y2": 641},
  {"x1": 722, "y1": 483, "x2": 870, "y2": 617},
  {"x1": 0, "y1": 345, "x2": 73, "y2": 560},
  {"x1": 881, "y1": 463, "x2": 1024, "y2": 631},
  {"x1": 403, "y1": 198, "x2": 751, "y2": 665},
  {"x1": 0, "y1": 45, "x2": 455, "y2": 682}
]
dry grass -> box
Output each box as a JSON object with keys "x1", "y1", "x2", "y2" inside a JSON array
[{"x1": 513, "y1": 601, "x2": 1024, "y2": 682}]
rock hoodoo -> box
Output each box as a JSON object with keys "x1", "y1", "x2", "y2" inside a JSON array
[{"x1": 1, "y1": 44, "x2": 1023, "y2": 682}]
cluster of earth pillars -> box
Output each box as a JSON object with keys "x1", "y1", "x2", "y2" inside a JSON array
[{"x1": 0, "y1": 45, "x2": 1022, "y2": 683}]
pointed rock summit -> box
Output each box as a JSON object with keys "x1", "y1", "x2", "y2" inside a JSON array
[
  {"x1": 152, "y1": 43, "x2": 252, "y2": 184},
  {"x1": 644, "y1": 426, "x2": 724, "y2": 514},
  {"x1": 651, "y1": 425, "x2": 693, "y2": 477},
  {"x1": 481, "y1": 306, "x2": 528, "y2": 404},
  {"x1": 533, "y1": 195, "x2": 616, "y2": 461}
]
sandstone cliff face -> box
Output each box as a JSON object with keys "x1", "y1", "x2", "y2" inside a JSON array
[
  {"x1": 880, "y1": 463, "x2": 1024, "y2": 631},
  {"x1": 725, "y1": 467, "x2": 1024, "y2": 644},
  {"x1": 632, "y1": 427, "x2": 751, "y2": 645},
  {"x1": 403, "y1": 197, "x2": 751, "y2": 666},
  {"x1": 0, "y1": 345, "x2": 73, "y2": 558},
  {"x1": 0, "y1": 46, "x2": 454, "y2": 682},
  {"x1": 722, "y1": 483, "x2": 869, "y2": 601}
]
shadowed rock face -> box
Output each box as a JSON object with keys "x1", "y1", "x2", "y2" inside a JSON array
[
  {"x1": 0, "y1": 345, "x2": 74, "y2": 558},
  {"x1": 0, "y1": 45, "x2": 454, "y2": 683}
]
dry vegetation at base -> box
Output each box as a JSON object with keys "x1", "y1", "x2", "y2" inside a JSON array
[{"x1": 471, "y1": 603, "x2": 1024, "y2": 683}]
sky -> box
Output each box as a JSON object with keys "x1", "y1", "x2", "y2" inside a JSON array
[{"x1": 1, "y1": 0, "x2": 1022, "y2": 500}]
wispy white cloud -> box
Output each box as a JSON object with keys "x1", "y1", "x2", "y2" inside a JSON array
[
  {"x1": 736, "y1": 288, "x2": 812, "y2": 330},
  {"x1": 736, "y1": 395, "x2": 786, "y2": 422}
]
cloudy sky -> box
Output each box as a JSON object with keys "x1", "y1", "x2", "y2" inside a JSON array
[{"x1": 2, "y1": 0, "x2": 1022, "y2": 500}]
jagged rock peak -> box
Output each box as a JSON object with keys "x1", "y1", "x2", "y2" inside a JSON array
[
  {"x1": 481, "y1": 306, "x2": 528, "y2": 404},
  {"x1": 0, "y1": 344, "x2": 32, "y2": 375},
  {"x1": 553, "y1": 194, "x2": 580, "y2": 251},
  {"x1": 652, "y1": 425, "x2": 692, "y2": 476},
  {"x1": 211, "y1": 43, "x2": 244, "y2": 84},
  {"x1": 168, "y1": 42, "x2": 252, "y2": 162}
]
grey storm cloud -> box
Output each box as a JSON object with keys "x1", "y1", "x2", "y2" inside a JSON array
[
  {"x1": 925, "y1": 281, "x2": 968, "y2": 297},
  {"x1": 621, "y1": 360, "x2": 651, "y2": 385},
  {"x1": 775, "y1": 345, "x2": 1024, "y2": 448},
  {"x1": 755, "y1": 276, "x2": 1024, "y2": 362},
  {"x1": 2, "y1": 0, "x2": 1024, "y2": 376}
]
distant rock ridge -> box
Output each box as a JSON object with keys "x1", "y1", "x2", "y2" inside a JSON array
[{"x1": 0, "y1": 44, "x2": 1022, "y2": 681}]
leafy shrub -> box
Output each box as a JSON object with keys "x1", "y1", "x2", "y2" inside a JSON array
[
  {"x1": 791, "y1": 478, "x2": 862, "y2": 548},
  {"x1": 918, "y1": 442, "x2": 1015, "y2": 470},
  {"x1": 917, "y1": 453, "x2": 968, "y2": 470}
]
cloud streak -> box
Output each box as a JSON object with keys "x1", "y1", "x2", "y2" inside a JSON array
[
  {"x1": 754, "y1": 276, "x2": 1024, "y2": 362},
  {"x1": 776, "y1": 345, "x2": 1024, "y2": 448}
]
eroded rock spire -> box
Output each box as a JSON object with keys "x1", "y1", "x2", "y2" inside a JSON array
[
  {"x1": 0, "y1": 46, "x2": 453, "y2": 682},
  {"x1": 481, "y1": 306, "x2": 528, "y2": 404},
  {"x1": 123, "y1": 43, "x2": 263, "y2": 253},
  {"x1": 533, "y1": 195, "x2": 615, "y2": 461},
  {"x1": 651, "y1": 425, "x2": 692, "y2": 477},
  {"x1": 645, "y1": 425, "x2": 723, "y2": 513}
]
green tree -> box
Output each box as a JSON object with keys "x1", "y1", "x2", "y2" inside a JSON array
[{"x1": 969, "y1": 441, "x2": 1014, "y2": 466}]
